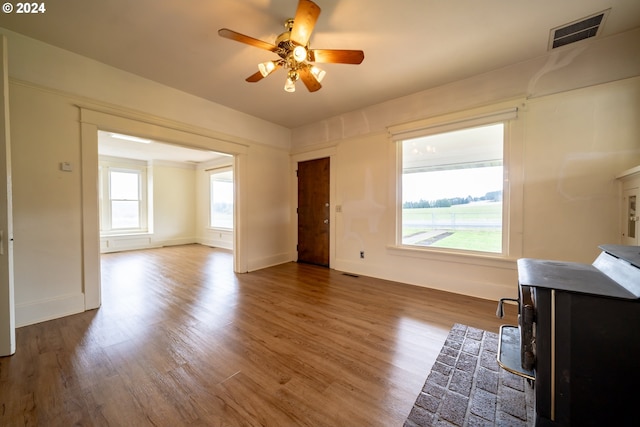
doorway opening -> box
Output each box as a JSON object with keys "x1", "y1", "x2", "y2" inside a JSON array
[
  {"x1": 80, "y1": 107, "x2": 249, "y2": 311},
  {"x1": 97, "y1": 130, "x2": 235, "y2": 287}
]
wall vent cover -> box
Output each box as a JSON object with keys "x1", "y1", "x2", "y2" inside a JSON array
[{"x1": 549, "y1": 9, "x2": 609, "y2": 50}]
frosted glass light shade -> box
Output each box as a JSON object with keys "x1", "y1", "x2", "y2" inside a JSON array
[
  {"x1": 258, "y1": 61, "x2": 276, "y2": 77},
  {"x1": 310, "y1": 66, "x2": 326, "y2": 82},
  {"x1": 284, "y1": 77, "x2": 296, "y2": 92}
]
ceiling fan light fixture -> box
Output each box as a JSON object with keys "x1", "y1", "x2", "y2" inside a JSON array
[
  {"x1": 218, "y1": 0, "x2": 364, "y2": 93},
  {"x1": 284, "y1": 70, "x2": 299, "y2": 92},
  {"x1": 292, "y1": 45, "x2": 307, "y2": 62},
  {"x1": 284, "y1": 77, "x2": 296, "y2": 92},
  {"x1": 258, "y1": 60, "x2": 277, "y2": 77},
  {"x1": 310, "y1": 65, "x2": 326, "y2": 83}
]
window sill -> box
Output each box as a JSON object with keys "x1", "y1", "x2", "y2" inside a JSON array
[{"x1": 386, "y1": 244, "x2": 517, "y2": 270}]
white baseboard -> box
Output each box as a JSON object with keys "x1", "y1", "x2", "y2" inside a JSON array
[
  {"x1": 16, "y1": 293, "x2": 85, "y2": 327},
  {"x1": 100, "y1": 236, "x2": 198, "y2": 253},
  {"x1": 247, "y1": 252, "x2": 292, "y2": 272},
  {"x1": 156, "y1": 237, "x2": 198, "y2": 247},
  {"x1": 196, "y1": 237, "x2": 233, "y2": 250},
  {"x1": 333, "y1": 258, "x2": 516, "y2": 301}
]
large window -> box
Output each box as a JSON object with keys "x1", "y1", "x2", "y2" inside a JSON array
[
  {"x1": 209, "y1": 168, "x2": 234, "y2": 229},
  {"x1": 99, "y1": 161, "x2": 148, "y2": 234},
  {"x1": 399, "y1": 122, "x2": 506, "y2": 254}
]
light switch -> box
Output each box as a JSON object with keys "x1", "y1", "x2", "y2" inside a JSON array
[{"x1": 60, "y1": 162, "x2": 73, "y2": 172}]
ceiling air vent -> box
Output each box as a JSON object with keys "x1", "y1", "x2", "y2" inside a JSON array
[{"x1": 549, "y1": 9, "x2": 609, "y2": 50}]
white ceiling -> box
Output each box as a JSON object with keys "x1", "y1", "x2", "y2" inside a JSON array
[
  {"x1": 1, "y1": 0, "x2": 639, "y2": 132},
  {"x1": 97, "y1": 131, "x2": 230, "y2": 164}
]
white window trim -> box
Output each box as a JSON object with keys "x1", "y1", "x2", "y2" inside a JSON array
[
  {"x1": 388, "y1": 107, "x2": 518, "y2": 141},
  {"x1": 99, "y1": 157, "x2": 150, "y2": 236},
  {"x1": 387, "y1": 99, "x2": 525, "y2": 262}
]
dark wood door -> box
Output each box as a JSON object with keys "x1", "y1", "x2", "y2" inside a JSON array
[{"x1": 297, "y1": 157, "x2": 330, "y2": 267}]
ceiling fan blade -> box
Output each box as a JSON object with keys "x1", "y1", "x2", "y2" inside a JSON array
[
  {"x1": 310, "y1": 49, "x2": 365, "y2": 64},
  {"x1": 245, "y1": 71, "x2": 264, "y2": 83},
  {"x1": 299, "y1": 67, "x2": 322, "y2": 92},
  {"x1": 218, "y1": 28, "x2": 278, "y2": 52},
  {"x1": 290, "y1": 0, "x2": 321, "y2": 46}
]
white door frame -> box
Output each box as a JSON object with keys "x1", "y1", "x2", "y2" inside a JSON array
[
  {"x1": 79, "y1": 106, "x2": 249, "y2": 309},
  {"x1": 0, "y1": 35, "x2": 15, "y2": 356}
]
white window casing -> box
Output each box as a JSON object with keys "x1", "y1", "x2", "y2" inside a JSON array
[{"x1": 388, "y1": 99, "x2": 524, "y2": 260}]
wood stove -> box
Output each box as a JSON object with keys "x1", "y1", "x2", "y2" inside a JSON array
[{"x1": 497, "y1": 245, "x2": 640, "y2": 426}]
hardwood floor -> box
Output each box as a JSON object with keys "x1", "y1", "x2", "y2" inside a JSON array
[{"x1": 0, "y1": 244, "x2": 516, "y2": 426}]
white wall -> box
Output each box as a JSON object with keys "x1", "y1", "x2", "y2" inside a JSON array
[
  {"x1": 2, "y1": 28, "x2": 292, "y2": 326},
  {"x1": 245, "y1": 144, "x2": 291, "y2": 271},
  {"x1": 522, "y1": 80, "x2": 640, "y2": 261},
  {"x1": 290, "y1": 28, "x2": 640, "y2": 301},
  {"x1": 11, "y1": 82, "x2": 86, "y2": 325},
  {"x1": 100, "y1": 160, "x2": 199, "y2": 253},
  {"x1": 291, "y1": 28, "x2": 640, "y2": 148},
  {"x1": 150, "y1": 162, "x2": 197, "y2": 247}
]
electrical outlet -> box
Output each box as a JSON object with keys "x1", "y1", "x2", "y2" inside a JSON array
[{"x1": 360, "y1": 251, "x2": 364, "y2": 259}]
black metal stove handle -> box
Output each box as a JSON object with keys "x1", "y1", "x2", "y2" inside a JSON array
[{"x1": 496, "y1": 297, "x2": 519, "y2": 318}]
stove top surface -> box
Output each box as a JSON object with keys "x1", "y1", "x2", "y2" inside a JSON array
[{"x1": 600, "y1": 244, "x2": 640, "y2": 269}]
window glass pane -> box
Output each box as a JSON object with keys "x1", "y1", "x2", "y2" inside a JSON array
[
  {"x1": 110, "y1": 171, "x2": 139, "y2": 200},
  {"x1": 401, "y1": 123, "x2": 503, "y2": 253},
  {"x1": 111, "y1": 200, "x2": 140, "y2": 229},
  {"x1": 210, "y1": 170, "x2": 233, "y2": 229}
]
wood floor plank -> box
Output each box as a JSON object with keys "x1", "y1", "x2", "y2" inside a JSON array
[{"x1": 0, "y1": 244, "x2": 517, "y2": 426}]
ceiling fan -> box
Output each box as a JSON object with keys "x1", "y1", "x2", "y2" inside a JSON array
[{"x1": 218, "y1": 0, "x2": 364, "y2": 93}]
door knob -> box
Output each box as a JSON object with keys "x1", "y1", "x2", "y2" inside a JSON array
[{"x1": 323, "y1": 219, "x2": 329, "y2": 224}]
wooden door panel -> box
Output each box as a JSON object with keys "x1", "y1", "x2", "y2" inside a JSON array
[{"x1": 297, "y1": 158, "x2": 329, "y2": 266}]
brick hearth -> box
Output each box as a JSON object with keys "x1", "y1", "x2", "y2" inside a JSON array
[{"x1": 405, "y1": 324, "x2": 534, "y2": 426}]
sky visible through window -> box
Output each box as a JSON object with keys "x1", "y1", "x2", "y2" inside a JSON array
[{"x1": 403, "y1": 166, "x2": 502, "y2": 202}]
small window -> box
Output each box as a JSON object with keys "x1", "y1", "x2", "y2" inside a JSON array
[
  {"x1": 400, "y1": 123, "x2": 505, "y2": 254},
  {"x1": 110, "y1": 170, "x2": 142, "y2": 229},
  {"x1": 99, "y1": 161, "x2": 148, "y2": 234},
  {"x1": 209, "y1": 169, "x2": 234, "y2": 229}
]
